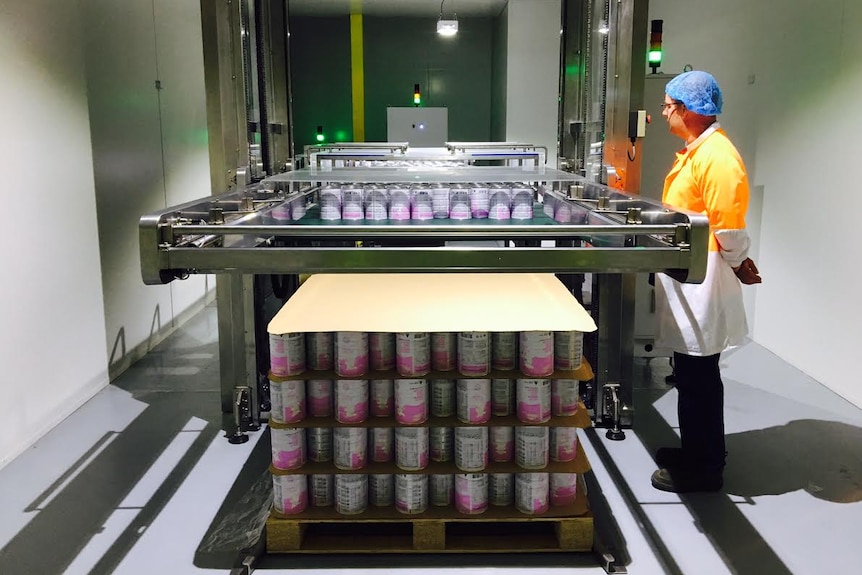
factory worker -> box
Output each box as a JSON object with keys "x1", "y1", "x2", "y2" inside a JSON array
[{"x1": 651, "y1": 70, "x2": 762, "y2": 493}]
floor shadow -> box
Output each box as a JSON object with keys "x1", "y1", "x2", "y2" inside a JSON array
[{"x1": 724, "y1": 419, "x2": 862, "y2": 502}]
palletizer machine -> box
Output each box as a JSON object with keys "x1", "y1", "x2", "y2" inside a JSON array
[{"x1": 139, "y1": 155, "x2": 708, "y2": 443}]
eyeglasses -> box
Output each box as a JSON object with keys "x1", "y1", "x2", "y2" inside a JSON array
[{"x1": 661, "y1": 101, "x2": 683, "y2": 111}]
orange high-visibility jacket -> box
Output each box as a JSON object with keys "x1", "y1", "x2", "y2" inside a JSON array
[{"x1": 655, "y1": 125, "x2": 751, "y2": 356}]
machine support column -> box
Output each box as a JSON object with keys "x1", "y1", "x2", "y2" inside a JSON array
[{"x1": 217, "y1": 272, "x2": 259, "y2": 422}]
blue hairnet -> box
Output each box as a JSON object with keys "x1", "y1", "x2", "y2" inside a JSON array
[{"x1": 665, "y1": 71, "x2": 723, "y2": 116}]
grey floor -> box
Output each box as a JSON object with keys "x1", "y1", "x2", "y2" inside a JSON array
[{"x1": 2, "y1": 302, "x2": 861, "y2": 575}]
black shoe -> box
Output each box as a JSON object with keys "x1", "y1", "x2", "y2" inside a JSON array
[
  {"x1": 650, "y1": 467, "x2": 723, "y2": 493},
  {"x1": 654, "y1": 447, "x2": 686, "y2": 467}
]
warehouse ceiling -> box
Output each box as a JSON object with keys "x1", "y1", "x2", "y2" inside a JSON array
[{"x1": 288, "y1": 0, "x2": 510, "y2": 18}]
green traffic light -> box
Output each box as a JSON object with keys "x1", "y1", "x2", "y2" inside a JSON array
[
  {"x1": 648, "y1": 50, "x2": 662, "y2": 64},
  {"x1": 316, "y1": 133, "x2": 325, "y2": 142}
]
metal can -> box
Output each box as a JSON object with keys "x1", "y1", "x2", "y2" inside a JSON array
[
  {"x1": 551, "y1": 379, "x2": 580, "y2": 416},
  {"x1": 488, "y1": 473, "x2": 514, "y2": 506},
  {"x1": 430, "y1": 184, "x2": 451, "y2": 219},
  {"x1": 554, "y1": 331, "x2": 584, "y2": 371},
  {"x1": 271, "y1": 427, "x2": 306, "y2": 471},
  {"x1": 550, "y1": 473, "x2": 578, "y2": 507},
  {"x1": 395, "y1": 379, "x2": 428, "y2": 424},
  {"x1": 515, "y1": 473, "x2": 549, "y2": 515},
  {"x1": 334, "y1": 332, "x2": 369, "y2": 377},
  {"x1": 431, "y1": 379, "x2": 455, "y2": 417},
  {"x1": 388, "y1": 186, "x2": 411, "y2": 221},
  {"x1": 430, "y1": 474, "x2": 454, "y2": 506},
  {"x1": 306, "y1": 379, "x2": 332, "y2": 418},
  {"x1": 457, "y1": 332, "x2": 490, "y2": 376},
  {"x1": 395, "y1": 427, "x2": 429, "y2": 471},
  {"x1": 307, "y1": 427, "x2": 332, "y2": 462},
  {"x1": 550, "y1": 427, "x2": 579, "y2": 462},
  {"x1": 369, "y1": 474, "x2": 394, "y2": 507},
  {"x1": 516, "y1": 378, "x2": 551, "y2": 423},
  {"x1": 369, "y1": 332, "x2": 395, "y2": 371},
  {"x1": 455, "y1": 473, "x2": 488, "y2": 515},
  {"x1": 470, "y1": 184, "x2": 490, "y2": 219},
  {"x1": 454, "y1": 427, "x2": 488, "y2": 472},
  {"x1": 309, "y1": 474, "x2": 333, "y2": 506},
  {"x1": 341, "y1": 186, "x2": 364, "y2": 221},
  {"x1": 306, "y1": 332, "x2": 333, "y2": 371},
  {"x1": 519, "y1": 331, "x2": 554, "y2": 377},
  {"x1": 334, "y1": 474, "x2": 368, "y2": 515},
  {"x1": 491, "y1": 379, "x2": 514, "y2": 416},
  {"x1": 395, "y1": 474, "x2": 428, "y2": 515},
  {"x1": 370, "y1": 379, "x2": 394, "y2": 417},
  {"x1": 333, "y1": 427, "x2": 368, "y2": 470},
  {"x1": 491, "y1": 331, "x2": 518, "y2": 370},
  {"x1": 456, "y1": 379, "x2": 491, "y2": 424},
  {"x1": 430, "y1": 427, "x2": 453, "y2": 462},
  {"x1": 319, "y1": 185, "x2": 343, "y2": 221},
  {"x1": 515, "y1": 426, "x2": 549, "y2": 470},
  {"x1": 269, "y1": 332, "x2": 305, "y2": 377},
  {"x1": 396, "y1": 332, "x2": 431, "y2": 377},
  {"x1": 364, "y1": 186, "x2": 389, "y2": 221},
  {"x1": 431, "y1": 332, "x2": 456, "y2": 371},
  {"x1": 272, "y1": 474, "x2": 308, "y2": 515},
  {"x1": 370, "y1": 427, "x2": 394, "y2": 463},
  {"x1": 270, "y1": 378, "x2": 306, "y2": 424},
  {"x1": 335, "y1": 379, "x2": 369, "y2": 424},
  {"x1": 490, "y1": 426, "x2": 514, "y2": 462}
]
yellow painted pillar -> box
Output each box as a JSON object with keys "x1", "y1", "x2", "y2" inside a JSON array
[{"x1": 350, "y1": 13, "x2": 365, "y2": 142}]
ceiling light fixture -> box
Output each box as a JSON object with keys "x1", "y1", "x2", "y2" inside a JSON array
[{"x1": 437, "y1": 0, "x2": 458, "y2": 37}]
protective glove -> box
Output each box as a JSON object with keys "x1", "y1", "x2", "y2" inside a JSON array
[{"x1": 733, "y1": 258, "x2": 762, "y2": 285}]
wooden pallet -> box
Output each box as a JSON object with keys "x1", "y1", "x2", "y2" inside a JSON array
[{"x1": 266, "y1": 481, "x2": 593, "y2": 554}]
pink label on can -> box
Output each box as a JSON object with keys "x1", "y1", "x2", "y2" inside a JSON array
[
  {"x1": 551, "y1": 379, "x2": 579, "y2": 416},
  {"x1": 308, "y1": 397, "x2": 330, "y2": 418},
  {"x1": 335, "y1": 333, "x2": 368, "y2": 377},
  {"x1": 489, "y1": 205, "x2": 510, "y2": 220},
  {"x1": 337, "y1": 403, "x2": 368, "y2": 423},
  {"x1": 411, "y1": 205, "x2": 433, "y2": 220},
  {"x1": 551, "y1": 428, "x2": 578, "y2": 462},
  {"x1": 469, "y1": 403, "x2": 491, "y2": 423},
  {"x1": 370, "y1": 333, "x2": 395, "y2": 371},
  {"x1": 351, "y1": 452, "x2": 366, "y2": 468},
  {"x1": 389, "y1": 205, "x2": 410, "y2": 220},
  {"x1": 335, "y1": 380, "x2": 369, "y2": 424},
  {"x1": 551, "y1": 485, "x2": 577, "y2": 506},
  {"x1": 431, "y1": 333, "x2": 456, "y2": 371},
  {"x1": 270, "y1": 356, "x2": 288, "y2": 375},
  {"x1": 374, "y1": 446, "x2": 391, "y2": 462},
  {"x1": 520, "y1": 332, "x2": 554, "y2": 377},
  {"x1": 491, "y1": 440, "x2": 514, "y2": 462},
  {"x1": 458, "y1": 333, "x2": 490, "y2": 376},
  {"x1": 371, "y1": 397, "x2": 393, "y2": 417},
  {"x1": 455, "y1": 493, "x2": 487, "y2": 513},
  {"x1": 281, "y1": 490, "x2": 308, "y2": 514},
  {"x1": 396, "y1": 334, "x2": 430, "y2": 376},
  {"x1": 370, "y1": 380, "x2": 393, "y2": 417},
  {"x1": 283, "y1": 403, "x2": 305, "y2": 424},
  {"x1": 398, "y1": 404, "x2": 427, "y2": 425},
  {"x1": 274, "y1": 447, "x2": 304, "y2": 470}
]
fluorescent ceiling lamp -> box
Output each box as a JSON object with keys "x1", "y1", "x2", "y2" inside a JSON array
[{"x1": 437, "y1": 19, "x2": 458, "y2": 36}]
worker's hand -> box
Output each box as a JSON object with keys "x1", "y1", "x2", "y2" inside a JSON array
[{"x1": 733, "y1": 258, "x2": 762, "y2": 285}]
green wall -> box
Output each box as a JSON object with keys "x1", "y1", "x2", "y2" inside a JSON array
[{"x1": 289, "y1": 15, "x2": 496, "y2": 150}]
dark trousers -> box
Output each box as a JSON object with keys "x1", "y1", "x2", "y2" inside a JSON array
[{"x1": 674, "y1": 352, "x2": 726, "y2": 474}]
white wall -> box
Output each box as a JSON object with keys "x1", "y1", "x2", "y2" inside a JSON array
[
  {"x1": 649, "y1": 0, "x2": 862, "y2": 408},
  {"x1": 504, "y1": 0, "x2": 561, "y2": 166},
  {"x1": 0, "y1": 1, "x2": 109, "y2": 467},
  {"x1": 84, "y1": 0, "x2": 214, "y2": 377}
]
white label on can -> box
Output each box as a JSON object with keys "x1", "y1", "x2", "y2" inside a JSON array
[
  {"x1": 370, "y1": 427, "x2": 394, "y2": 462},
  {"x1": 430, "y1": 427, "x2": 453, "y2": 462},
  {"x1": 309, "y1": 474, "x2": 333, "y2": 506},
  {"x1": 488, "y1": 191, "x2": 511, "y2": 220},
  {"x1": 491, "y1": 379, "x2": 514, "y2": 416},
  {"x1": 270, "y1": 379, "x2": 306, "y2": 424},
  {"x1": 430, "y1": 474, "x2": 454, "y2": 506},
  {"x1": 396, "y1": 333, "x2": 430, "y2": 376},
  {"x1": 455, "y1": 473, "x2": 488, "y2": 515},
  {"x1": 369, "y1": 474, "x2": 394, "y2": 506},
  {"x1": 290, "y1": 196, "x2": 307, "y2": 221},
  {"x1": 269, "y1": 332, "x2": 305, "y2": 376},
  {"x1": 519, "y1": 331, "x2": 554, "y2": 377},
  {"x1": 431, "y1": 379, "x2": 454, "y2": 417},
  {"x1": 335, "y1": 332, "x2": 369, "y2": 377},
  {"x1": 370, "y1": 379, "x2": 394, "y2": 417},
  {"x1": 335, "y1": 474, "x2": 367, "y2": 515},
  {"x1": 510, "y1": 187, "x2": 534, "y2": 220},
  {"x1": 491, "y1": 332, "x2": 517, "y2": 370},
  {"x1": 273, "y1": 474, "x2": 308, "y2": 515},
  {"x1": 550, "y1": 473, "x2": 578, "y2": 507},
  {"x1": 333, "y1": 428, "x2": 368, "y2": 470},
  {"x1": 515, "y1": 473, "x2": 549, "y2": 515},
  {"x1": 490, "y1": 426, "x2": 514, "y2": 462},
  {"x1": 320, "y1": 187, "x2": 342, "y2": 221},
  {"x1": 395, "y1": 474, "x2": 428, "y2": 514},
  {"x1": 395, "y1": 427, "x2": 429, "y2": 471},
  {"x1": 271, "y1": 428, "x2": 306, "y2": 470},
  {"x1": 306, "y1": 332, "x2": 333, "y2": 371},
  {"x1": 335, "y1": 380, "x2": 369, "y2": 423},
  {"x1": 369, "y1": 333, "x2": 395, "y2": 371},
  {"x1": 456, "y1": 379, "x2": 491, "y2": 424},
  {"x1": 550, "y1": 427, "x2": 579, "y2": 462},
  {"x1": 431, "y1": 186, "x2": 451, "y2": 218},
  {"x1": 458, "y1": 332, "x2": 490, "y2": 375},
  {"x1": 516, "y1": 379, "x2": 551, "y2": 423},
  {"x1": 454, "y1": 427, "x2": 488, "y2": 472},
  {"x1": 395, "y1": 379, "x2": 428, "y2": 424},
  {"x1": 516, "y1": 427, "x2": 549, "y2": 470},
  {"x1": 307, "y1": 427, "x2": 332, "y2": 462},
  {"x1": 431, "y1": 332, "x2": 456, "y2": 371},
  {"x1": 341, "y1": 188, "x2": 364, "y2": 221},
  {"x1": 470, "y1": 186, "x2": 490, "y2": 218},
  {"x1": 306, "y1": 379, "x2": 333, "y2": 418},
  {"x1": 554, "y1": 331, "x2": 584, "y2": 371},
  {"x1": 551, "y1": 379, "x2": 580, "y2": 416},
  {"x1": 449, "y1": 190, "x2": 471, "y2": 220},
  {"x1": 388, "y1": 188, "x2": 410, "y2": 221},
  {"x1": 489, "y1": 473, "x2": 514, "y2": 506}
]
